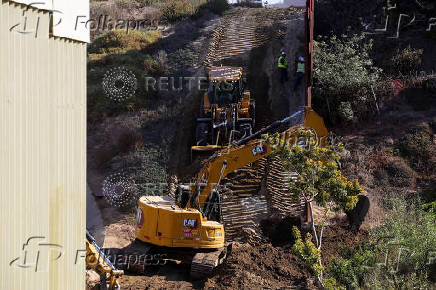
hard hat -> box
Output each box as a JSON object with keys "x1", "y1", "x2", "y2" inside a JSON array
[
  {"x1": 281, "y1": 51, "x2": 286, "y2": 55},
  {"x1": 298, "y1": 56, "x2": 305, "y2": 62}
]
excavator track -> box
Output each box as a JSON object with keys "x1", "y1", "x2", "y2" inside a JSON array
[
  {"x1": 190, "y1": 245, "x2": 230, "y2": 279},
  {"x1": 115, "y1": 239, "x2": 230, "y2": 279}
]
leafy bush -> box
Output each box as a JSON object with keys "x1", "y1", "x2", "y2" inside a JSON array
[
  {"x1": 275, "y1": 129, "x2": 361, "y2": 211},
  {"x1": 325, "y1": 198, "x2": 436, "y2": 289},
  {"x1": 338, "y1": 101, "x2": 354, "y2": 122},
  {"x1": 143, "y1": 51, "x2": 169, "y2": 76},
  {"x1": 87, "y1": 29, "x2": 165, "y2": 117},
  {"x1": 313, "y1": 34, "x2": 382, "y2": 123},
  {"x1": 292, "y1": 226, "x2": 324, "y2": 277},
  {"x1": 89, "y1": 29, "x2": 161, "y2": 54},
  {"x1": 327, "y1": 246, "x2": 375, "y2": 290},
  {"x1": 323, "y1": 277, "x2": 345, "y2": 290},
  {"x1": 366, "y1": 198, "x2": 436, "y2": 289}
]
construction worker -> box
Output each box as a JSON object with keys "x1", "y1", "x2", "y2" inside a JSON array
[
  {"x1": 293, "y1": 56, "x2": 305, "y2": 90},
  {"x1": 278, "y1": 51, "x2": 288, "y2": 84}
]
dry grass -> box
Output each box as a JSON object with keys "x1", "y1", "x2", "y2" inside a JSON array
[{"x1": 89, "y1": 29, "x2": 162, "y2": 54}]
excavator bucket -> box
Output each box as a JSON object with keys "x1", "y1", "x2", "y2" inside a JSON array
[
  {"x1": 302, "y1": 107, "x2": 329, "y2": 145},
  {"x1": 86, "y1": 230, "x2": 123, "y2": 290}
]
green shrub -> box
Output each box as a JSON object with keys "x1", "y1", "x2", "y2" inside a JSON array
[
  {"x1": 390, "y1": 45, "x2": 423, "y2": 76},
  {"x1": 422, "y1": 186, "x2": 436, "y2": 212},
  {"x1": 87, "y1": 29, "x2": 165, "y2": 117},
  {"x1": 366, "y1": 198, "x2": 436, "y2": 289},
  {"x1": 161, "y1": 0, "x2": 198, "y2": 22},
  {"x1": 143, "y1": 51, "x2": 169, "y2": 76},
  {"x1": 397, "y1": 123, "x2": 435, "y2": 173},
  {"x1": 323, "y1": 277, "x2": 345, "y2": 290},
  {"x1": 338, "y1": 101, "x2": 354, "y2": 121},
  {"x1": 292, "y1": 226, "x2": 324, "y2": 277},
  {"x1": 313, "y1": 34, "x2": 382, "y2": 123},
  {"x1": 327, "y1": 247, "x2": 374, "y2": 290},
  {"x1": 325, "y1": 198, "x2": 435, "y2": 289},
  {"x1": 161, "y1": 0, "x2": 228, "y2": 22},
  {"x1": 205, "y1": 0, "x2": 229, "y2": 15}
]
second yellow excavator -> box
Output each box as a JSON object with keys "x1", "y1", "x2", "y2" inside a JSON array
[
  {"x1": 86, "y1": 230, "x2": 123, "y2": 290},
  {"x1": 192, "y1": 66, "x2": 255, "y2": 160}
]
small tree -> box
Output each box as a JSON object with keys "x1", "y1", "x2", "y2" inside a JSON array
[
  {"x1": 313, "y1": 33, "x2": 382, "y2": 123},
  {"x1": 274, "y1": 129, "x2": 362, "y2": 283}
]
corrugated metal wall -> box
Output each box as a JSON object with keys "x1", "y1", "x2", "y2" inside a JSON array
[{"x1": 0, "y1": 2, "x2": 86, "y2": 289}]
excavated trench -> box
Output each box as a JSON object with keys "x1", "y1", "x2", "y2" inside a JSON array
[{"x1": 199, "y1": 7, "x2": 307, "y2": 241}]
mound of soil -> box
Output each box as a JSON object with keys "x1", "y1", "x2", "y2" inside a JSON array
[
  {"x1": 204, "y1": 242, "x2": 315, "y2": 289},
  {"x1": 321, "y1": 224, "x2": 369, "y2": 266}
]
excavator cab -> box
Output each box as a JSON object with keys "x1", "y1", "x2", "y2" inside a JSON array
[{"x1": 211, "y1": 80, "x2": 238, "y2": 105}]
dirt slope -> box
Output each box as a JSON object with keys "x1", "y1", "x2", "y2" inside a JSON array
[{"x1": 86, "y1": 6, "x2": 319, "y2": 290}]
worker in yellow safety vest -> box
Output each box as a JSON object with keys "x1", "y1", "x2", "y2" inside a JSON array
[
  {"x1": 293, "y1": 56, "x2": 305, "y2": 90},
  {"x1": 278, "y1": 51, "x2": 288, "y2": 84}
]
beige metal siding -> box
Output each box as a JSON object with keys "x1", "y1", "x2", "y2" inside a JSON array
[{"x1": 1, "y1": 2, "x2": 86, "y2": 289}]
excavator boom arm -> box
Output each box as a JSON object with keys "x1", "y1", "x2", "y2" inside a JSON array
[{"x1": 190, "y1": 107, "x2": 329, "y2": 210}]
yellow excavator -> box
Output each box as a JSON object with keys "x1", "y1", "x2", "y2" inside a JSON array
[
  {"x1": 192, "y1": 66, "x2": 255, "y2": 160},
  {"x1": 130, "y1": 107, "x2": 329, "y2": 278},
  {"x1": 86, "y1": 230, "x2": 123, "y2": 289}
]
